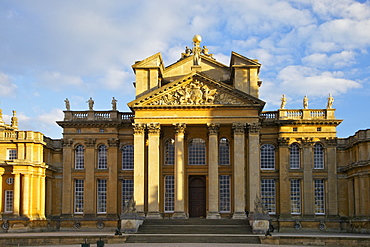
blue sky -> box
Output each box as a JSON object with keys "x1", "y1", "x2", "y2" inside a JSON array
[{"x1": 1, "y1": 0, "x2": 369, "y2": 139}]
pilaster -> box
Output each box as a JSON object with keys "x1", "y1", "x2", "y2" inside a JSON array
[
  {"x1": 84, "y1": 138, "x2": 96, "y2": 215},
  {"x1": 13, "y1": 173, "x2": 20, "y2": 216},
  {"x1": 232, "y1": 122, "x2": 247, "y2": 219},
  {"x1": 133, "y1": 123, "x2": 146, "y2": 214},
  {"x1": 207, "y1": 123, "x2": 221, "y2": 219},
  {"x1": 0, "y1": 168, "x2": 3, "y2": 214},
  {"x1": 301, "y1": 138, "x2": 314, "y2": 216},
  {"x1": 147, "y1": 123, "x2": 162, "y2": 219},
  {"x1": 172, "y1": 123, "x2": 187, "y2": 219},
  {"x1": 278, "y1": 137, "x2": 290, "y2": 217},
  {"x1": 62, "y1": 140, "x2": 73, "y2": 215},
  {"x1": 22, "y1": 173, "x2": 30, "y2": 218},
  {"x1": 326, "y1": 138, "x2": 338, "y2": 216},
  {"x1": 107, "y1": 138, "x2": 119, "y2": 215},
  {"x1": 246, "y1": 123, "x2": 261, "y2": 214}
]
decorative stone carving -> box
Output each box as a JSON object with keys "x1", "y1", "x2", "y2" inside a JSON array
[
  {"x1": 327, "y1": 94, "x2": 334, "y2": 109},
  {"x1": 147, "y1": 123, "x2": 161, "y2": 134},
  {"x1": 301, "y1": 137, "x2": 314, "y2": 147},
  {"x1": 202, "y1": 46, "x2": 214, "y2": 59},
  {"x1": 85, "y1": 138, "x2": 96, "y2": 147},
  {"x1": 248, "y1": 123, "x2": 261, "y2": 134},
  {"x1": 62, "y1": 139, "x2": 73, "y2": 147},
  {"x1": 133, "y1": 123, "x2": 146, "y2": 134},
  {"x1": 207, "y1": 123, "x2": 220, "y2": 135},
  {"x1": 174, "y1": 123, "x2": 186, "y2": 134},
  {"x1": 232, "y1": 122, "x2": 246, "y2": 134},
  {"x1": 108, "y1": 138, "x2": 119, "y2": 147},
  {"x1": 123, "y1": 198, "x2": 136, "y2": 213},
  {"x1": 278, "y1": 137, "x2": 290, "y2": 147}
]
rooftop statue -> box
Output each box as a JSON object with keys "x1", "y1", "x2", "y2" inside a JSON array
[
  {"x1": 112, "y1": 97, "x2": 117, "y2": 110},
  {"x1": 303, "y1": 95, "x2": 309, "y2": 109},
  {"x1": 192, "y1": 35, "x2": 202, "y2": 66},
  {"x1": 202, "y1": 46, "x2": 214, "y2": 59},
  {"x1": 87, "y1": 97, "x2": 94, "y2": 110},
  {"x1": 280, "y1": 94, "x2": 287, "y2": 109},
  {"x1": 327, "y1": 94, "x2": 334, "y2": 109},
  {"x1": 11, "y1": 110, "x2": 18, "y2": 128},
  {"x1": 64, "y1": 98, "x2": 70, "y2": 111}
]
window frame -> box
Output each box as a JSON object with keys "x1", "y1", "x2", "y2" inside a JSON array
[
  {"x1": 314, "y1": 179, "x2": 325, "y2": 215},
  {"x1": 289, "y1": 143, "x2": 300, "y2": 169},
  {"x1": 122, "y1": 144, "x2": 134, "y2": 170},
  {"x1": 260, "y1": 144, "x2": 275, "y2": 170},
  {"x1": 261, "y1": 179, "x2": 276, "y2": 214},
  {"x1": 188, "y1": 138, "x2": 206, "y2": 166},
  {"x1": 164, "y1": 175, "x2": 175, "y2": 212},
  {"x1": 4, "y1": 190, "x2": 13, "y2": 213},
  {"x1": 75, "y1": 145, "x2": 85, "y2": 170},
  {"x1": 164, "y1": 139, "x2": 175, "y2": 166},
  {"x1": 219, "y1": 138, "x2": 230, "y2": 166},
  {"x1": 74, "y1": 179, "x2": 84, "y2": 214},
  {"x1": 290, "y1": 179, "x2": 301, "y2": 214},
  {"x1": 122, "y1": 179, "x2": 134, "y2": 211},
  {"x1": 313, "y1": 143, "x2": 324, "y2": 169},
  {"x1": 219, "y1": 175, "x2": 231, "y2": 212},
  {"x1": 97, "y1": 144, "x2": 108, "y2": 169},
  {"x1": 7, "y1": 149, "x2": 17, "y2": 160}
]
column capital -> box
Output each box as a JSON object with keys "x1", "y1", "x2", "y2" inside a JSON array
[
  {"x1": 299, "y1": 137, "x2": 314, "y2": 147},
  {"x1": 248, "y1": 122, "x2": 261, "y2": 134},
  {"x1": 133, "y1": 123, "x2": 146, "y2": 134},
  {"x1": 84, "y1": 138, "x2": 96, "y2": 148},
  {"x1": 174, "y1": 123, "x2": 186, "y2": 134},
  {"x1": 148, "y1": 123, "x2": 161, "y2": 135},
  {"x1": 207, "y1": 123, "x2": 220, "y2": 135},
  {"x1": 232, "y1": 122, "x2": 246, "y2": 134},
  {"x1": 325, "y1": 137, "x2": 337, "y2": 147},
  {"x1": 108, "y1": 138, "x2": 120, "y2": 147},
  {"x1": 278, "y1": 137, "x2": 290, "y2": 147},
  {"x1": 62, "y1": 139, "x2": 74, "y2": 147}
]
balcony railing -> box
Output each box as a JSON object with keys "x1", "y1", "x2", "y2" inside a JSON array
[
  {"x1": 261, "y1": 109, "x2": 335, "y2": 121},
  {"x1": 65, "y1": 111, "x2": 134, "y2": 122}
]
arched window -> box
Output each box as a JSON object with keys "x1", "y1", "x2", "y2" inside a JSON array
[
  {"x1": 164, "y1": 139, "x2": 175, "y2": 165},
  {"x1": 75, "y1": 145, "x2": 84, "y2": 169},
  {"x1": 188, "y1": 138, "x2": 206, "y2": 165},
  {"x1": 314, "y1": 143, "x2": 324, "y2": 169},
  {"x1": 98, "y1": 145, "x2": 107, "y2": 169},
  {"x1": 289, "y1": 143, "x2": 300, "y2": 169},
  {"x1": 260, "y1": 144, "x2": 275, "y2": 170},
  {"x1": 219, "y1": 138, "x2": 230, "y2": 165},
  {"x1": 122, "y1": 145, "x2": 134, "y2": 170}
]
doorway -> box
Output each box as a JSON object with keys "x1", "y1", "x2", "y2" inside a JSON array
[{"x1": 188, "y1": 176, "x2": 206, "y2": 218}]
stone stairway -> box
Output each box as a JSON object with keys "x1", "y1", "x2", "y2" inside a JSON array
[{"x1": 126, "y1": 218, "x2": 261, "y2": 243}]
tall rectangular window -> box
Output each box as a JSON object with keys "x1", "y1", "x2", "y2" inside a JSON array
[
  {"x1": 313, "y1": 143, "x2": 324, "y2": 169},
  {"x1": 290, "y1": 179, "x2": 301, "y2": 214},
  {"x1": 98, "y1": 145, "x2": 107, "y2": 169},
  {"x1": 219, "y1": 175, "x2": 231, "y2": 212},
  {"x1": 261, "y1": 179, "x2": 276, "y2": 214},
  {"x1": 97, "y1": 179, "x2": 107, "y2": 213},
  {"x1": 4, "y1": 190, "x2": 13, "y2": 212},
  {"x1": 75, "y1": 145, "x2": 85, "y2": 169},
  {"x1": 74, "y1": 179, "x2": 84, "y2": 213},
  {"x1": 164, "y1": 175, "x2": 174, "y2": 212},
  {"x1": 122, "y1": 145, "x2": 134, "y2": 170},
  {"x1": 260, "y1": 144, "x2": 275, "y2": 170},
  {"x1": 314, "y1": 179, "x2": 325, "y2": 215},
  {"x1": 122, "y1": 179, "x2": 134, "y2": 210},
  {"x1": 219, "y1": 138, "x2": 230, "y2": 165},
  {"x1": 289, "y1": 143, "x2": 300, "y2": 169},
  {"x1": 7, "y1": 149, "x2": 17, "y2": 160}
]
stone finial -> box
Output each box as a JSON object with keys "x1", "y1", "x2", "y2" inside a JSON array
[
  {"x1": 303, "y1": 95, "x2": 309, "y2": 109},
  {"x1": 11, "y1": 110, "x2": 18, "y2": 129},
  {"x1": 280, "y1": 94, "x2": 287, "y2": 109},
  {"x1": 327, "y1": 94, "x2": 334, "y2": 109},
  {"x1": 112, "y1": 97, "x2": 117, "y2": 111},
  {"x1": 87, "y1": 97, "x2": 94, "y2": 110},
  {"x1": 64, "y1": 98, "x2": 70, "y2": 111}
]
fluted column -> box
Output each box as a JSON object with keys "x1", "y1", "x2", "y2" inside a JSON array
[
  {"x1": 147, "y1": 123, "x2": 162, "y2": 219},
  {"x1": 133, "y1": 123, "x2": 146, "y2": 215},
  {"x1": 232, "y1": 122, "x2": 247, "y2": 219},
  {"x1": 207, "y1": 123, "x2": 221, "y2": 219},
  {"x1": 247, "y1": 123, "x2": 261, "y2": 214},
  {"x1": 22, "y1": 173, "x2": 30, "y2": 217},
  {"x1": 13, "y1": 173, "x2": 21, "y2": 216},
  {"x1": 172, "y1": 123, "x2": 187, "y2": 219}
]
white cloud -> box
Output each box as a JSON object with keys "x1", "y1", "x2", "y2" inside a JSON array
[
  {"x1": 99, "y1": 68, "x2": 133, "y2": 92},
  {"x1": 302, "y1": 51, "x2": 356, "y2": 68},
  {"x1": 0, "y1": 72, "x2": 17, "y2": 97},
  {"x1": 37, "y1": 71, "x2": 84, "y2": 91}
]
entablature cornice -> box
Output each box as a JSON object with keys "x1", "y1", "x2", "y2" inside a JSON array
[
  {"x1": 276, "y1": 120, "x2": 343, "y2": 126},
  {"x1": 338, "y1": 160, "x2": 370, "y2": 173}
]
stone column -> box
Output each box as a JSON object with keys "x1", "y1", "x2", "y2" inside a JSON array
[
  {"x1": 233, "y1": 122, "x2": 247, "y2": 219},
  {"x1": 278, "y1": 137, "x2": 290, "y2": 217},
  {"x1": 326, "y1": 138, "x2": 338, "y2": 216},
  {"x1": 107, "y1": 138, "x2": 119, "y2": 216},
  {"x1": 39, "y1": 174, "x2": 46, "y2": 219},
  {"x1": 61, "y1": 140, "x2": 73, "y2": 216},
  {"x1": 0, "y1": 168, "x2": 4, "y2": 213},
  {"x1": 247, "y1": 123, "x2": 261, "y2": 214},
  {"x1": 133, "y1": 123, "x2": 146, "y2": 215},
  {"x1": 22, "y1": 173, "x2": 30, "y2": 217},
  {"x1": 84, "y1": 138, "x2": 96, "y2": 215},
  {"x1": 13, "y1": 173, "x2": 21, "y2": 216},
  {"x1": 302, "y1": 138, "x2": 314, "y2": 216},
  {"x1": 172, "y1": 123, "x2": 187, "y2": 219},
  {"x1": 147, "y1": 123, "x2": 162, "y2": 219},
  {"x1": 207, "y1": 123, "x2": 221, "y2": 219}
]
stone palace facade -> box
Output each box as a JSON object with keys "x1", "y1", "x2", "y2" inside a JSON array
[{"x1": 1, "y1": 36, "x2": 369, "y2": 233}]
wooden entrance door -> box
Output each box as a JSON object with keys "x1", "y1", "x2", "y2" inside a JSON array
[{"x1": 189, "y1": 176, "x2": 206, "y2": 218}]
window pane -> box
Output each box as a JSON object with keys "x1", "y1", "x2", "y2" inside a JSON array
[
  {"x1": 75, "y1": 145, "x2": 84, "y2": 169},
  {"x1": 98, "y1": 145, "x2": 107, "y2": 169},
  {"x1": 260, "y1": 144, "x2": 275, "y2": 169},
  {"x1": 97, "y1": 179, "x2": 107, "y2": 213},
  {"x1": 122, "y1": 145, "x2": 134, "y2": 170},
  {"x1": 314, "y1": 179, "x2": 325, "y2": 215},
  {"x1": 164, "y1": 175, "x2": 174, "y2": 212},
  {"x1": 314, "y1": 143, "x2": 324, "y2": 169},
  {"x1": 5, "y1": 190, "x2": 13, "y2": 212},
  {"x1": 290, "y1": 179, "x2": 301, "y2": 214},
  {"x1": 219, "y1": 175, "x2": 231, "y2": 212},
  {"x1": 8, "y1": 149, "x2": 17, "y2": 160},
  {"x1": 290, "y1": 143, "x2": 300, "y2": 169},
  {"x1": 164, "y1": 139, "x2": 175, "y2": 165},
  {"x1": 261, "y1": 179, "x2": 276, "y2": 214},
  {"x1": 219, "y1": 138, "x2": 230, "y2": 166},
  {"x1": 188, "y1": 138, "x2": 206, "y2": 165},
  {"x1": 74, "y1": 179, "x2": 84, "y2": 213},
  {"x1": 122, "y1": 179, "x2": 134, "y2": 211}
]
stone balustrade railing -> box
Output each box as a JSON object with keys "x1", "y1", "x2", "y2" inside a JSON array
[
  {"x1": 261, "y1": 109, "x2": 336, "y2": 121},
  {"x1": 0, "y1": 130, "x2": 44, "y2": 141},
  {"x1": 65, "y1": 111, "x2": 134, "y2": 122}
]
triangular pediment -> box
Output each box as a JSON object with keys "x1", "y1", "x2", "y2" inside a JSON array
[
  {"x1": 128, "y1": 72, "x2": 264, "y2": 109},
  {"x1": 132, "y1": 52, "x2": 164, "y2": 71}
]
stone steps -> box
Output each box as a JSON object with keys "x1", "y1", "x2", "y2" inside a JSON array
[{"x1": 126, "y1": 218, "x2": 260, "y2": 243}]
